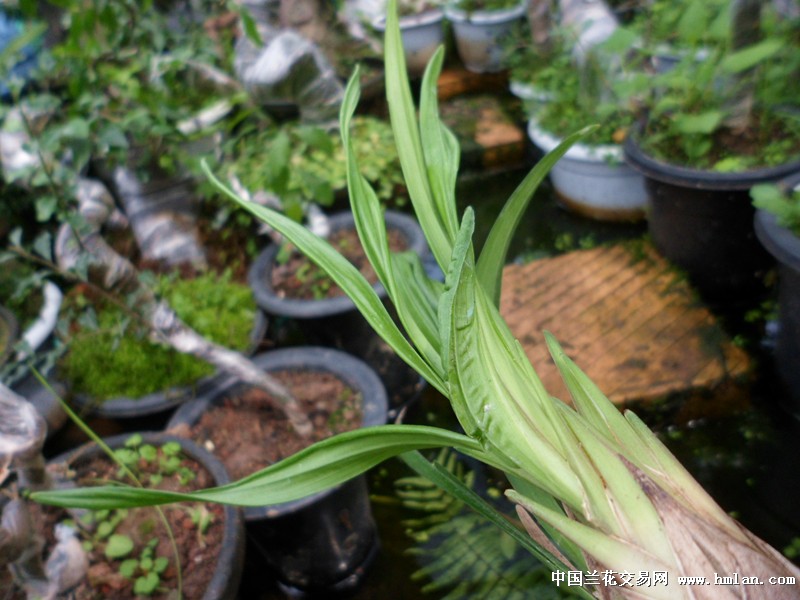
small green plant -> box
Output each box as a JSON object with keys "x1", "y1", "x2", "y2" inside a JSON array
[
  {"x1": 59, "y1": 270, "x2": 255, "y2": 401},
  {"x1": 525, "y1": 28, "x2": 644, "y2": 147},
  {"x1": 628, "y1": 0, "x2": 731, "y2": 52},
  {"x1": 633, "y1": 3, "x2": 800, "y2": 170},
  {"x1": 62, "y1": 435, "x2": 205, "y2": 596},
  {"x1": 227, "y1": 116, "x2": 405, "y2": 221},
  {"x1": 751, "y1": 182, "x2": 800, "y2": 236}
]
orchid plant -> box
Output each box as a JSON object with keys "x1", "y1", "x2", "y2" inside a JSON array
[{"x1": 32, "y1": 1, "x2": 800, "y2": 597}]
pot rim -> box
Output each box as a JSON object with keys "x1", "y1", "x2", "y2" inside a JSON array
[
  {"x1": 754, "y1": 186, "x2": 800, "y2": 272},
  {"x1": 527, "y1": 118, "x2": 623, "y2": 164},
  {"x1": 166, "y1": 346, "x2": 389, "y2": 520},
  {"x1": 444, "y1": 1, "x2": 526, "y2": 24},
  {"x1": 50, "y1": 432, "x2": 244, "y2": 600},
  {"x1": 624, "y1": 132, "x2": 800, "y2": 190},
  {"x1": 373, "y1": 8, "x2": 444, "y2": 29},
  {"x1": 248, "y1": 210, "x2": 428, "y2": 319}
]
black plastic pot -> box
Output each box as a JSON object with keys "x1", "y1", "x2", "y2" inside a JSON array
[
  {"x1": 167, "y1": 347, "x2": 388, "y2": 596},
  {"x1": 624, "y1": 137, "x2": 800, "y2": 301},
  {"x1": 754, "y1": 173, "x2": 800, "y2": 414},
  {"x1": 51, "y1": 432, "x2": 245, "y2": 600},
  {"x1": 248, "y1": 211, "x2": 428, "y2": 412},
  {"x1": 68, "y1": 310, "x2": 268, "y2": 421}
]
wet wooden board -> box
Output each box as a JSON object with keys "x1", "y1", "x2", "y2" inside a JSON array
[
  {"x1": 437, "y1": 67, "x2": 509, "y2": 100},
  {"x1": 499, "y1": 244, "x2": 752, "y2": 407},
  {"x1": 439, "y1": 93, "x2": 526, "y2": 169}
]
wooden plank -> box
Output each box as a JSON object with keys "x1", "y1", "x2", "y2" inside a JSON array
[
  {"x1": 437, "y1": 68, "x2": 509, "y2": 101},
  {"x1": 499, "y1": 244, "x2": 752, "y2": 407}
]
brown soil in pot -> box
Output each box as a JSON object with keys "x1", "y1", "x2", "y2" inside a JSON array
[
  {"x1": 1, "y1": 448, "x2": 225, "y2": 600},
  {"x1": 270, "y1": 228, "x2": 407, "y2": 301},
  {"x1": 172, "y1": 370, "x2": 362, "y2": 481}
]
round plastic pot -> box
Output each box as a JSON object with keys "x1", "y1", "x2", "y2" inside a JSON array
[
  {"x1": 754, "y1": 173, "x2": 800, "y2": 412},
  {"x1": 624, "y1": 136, "x2": 800, "y2": 301},
  {"x1": 68, "y1": 310, "x2": 268, "y2": 421},
  {"x1": 167, "y1": 347, "x2": 388, "y2": 595},
  {"x1": 444, "y1": 2, "x2": 526, "y2": 73},
  {"x1": 373, "y1": 10, "x2": 444, "y2": 77},
  {"x1": 248, "y1": 211, "x2": 427, "y2": 410},
  {"x1": 528, "y1": 120, "x2": 647, "y2": 222},
  {"x1": 50, "y1": 432, "x2": 245, "y2": 600}
]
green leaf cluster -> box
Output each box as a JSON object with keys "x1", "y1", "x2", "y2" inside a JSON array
[
  {"x1": 751, "y1": 182, "x2": 800, "y2": 236},
  {"x1": 227, "y1": 116, "x2": 405, "y2": 221},
  {"x1": 59, "y1": 271, "x2": 255, "y2": 401},
  {"x1": 633, "y1": 3, "x2": 800, "y2": 170}
]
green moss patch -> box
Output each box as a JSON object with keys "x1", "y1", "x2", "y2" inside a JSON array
[{"x1": 60, "y1": 272, "x2": 256, "y2": 402}]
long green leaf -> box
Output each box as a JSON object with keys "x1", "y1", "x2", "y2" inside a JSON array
[
  {"x1": 33, "y1": 425, "x2": 485, "y2": 510},
  {"x1": 385, "y1": 0, "x2": 452, "y2": 269},
  {"x1": 341, "y1": 70, "x2": 443, "y2": 373},
  {"x1": 202, "y1": 161, "x2": 447, "y2": 395},
  {"x1": 419, "y1": 47, "x2": 460, "y2": 242},
  {"x1": 476, "y1": 126, "x2": 597, "y2": 306}
]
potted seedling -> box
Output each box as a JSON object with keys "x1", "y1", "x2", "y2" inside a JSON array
[
  {"x1": 526, "y1": 27, "x2": 649, "y2": 221},
  {"x1": 624, "y1": 0, "x2": 800, "y2": 300},
  {"x1": 32, "y1": 4, "x2": 800, "y2": 597},
  {"x1": 0, "y1": 383, "x2": 245, "y2": 599},
  {"x1": 444, "y1": 0, "x2": 527, "y2": 73},
  {"x1": 751, "y1": 173, "x2": 800, "y2": 414},
  {"x1": 167, "y1": 347, "x2": 388, "y2": 594}
]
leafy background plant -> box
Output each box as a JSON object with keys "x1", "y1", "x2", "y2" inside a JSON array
[{"x1": 751, "y1": 182, "x2": 800, "y2": 235}]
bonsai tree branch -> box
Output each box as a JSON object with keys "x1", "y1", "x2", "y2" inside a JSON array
[{"x1": 53, "y1": 179, "x2": 313, "y2": 436}]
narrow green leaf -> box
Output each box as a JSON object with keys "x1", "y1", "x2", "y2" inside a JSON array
[
  {"x1": 544, "y1": 332, "x2": 653, "y2": 460},
  {"x1": 721, "y1": 38, "x2": 783, "y2": 74},
  {"x1": 419, "y1": 47, "x2": 460, "y2": 242},
  {"x1": 33, "y1": 426, "x2": 487, "y2": 510},
  {"x1": 385, "y1": 0, "x2": 452, "y2": 269},
  {"x1": 202, "y1": 161, "x2": 446, "y2": 394},
  {"x1": 507, "y1": 491, "x2": 676, "y2": 600},
  {"x1": 476, "y1": 126, "x2": 596, "y2": 306}
]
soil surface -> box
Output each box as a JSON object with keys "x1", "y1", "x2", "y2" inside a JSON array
[
  {"x1": 174, "y1": 369, "x2": 362, "y2": 481},
  {"x1": 1, "y1": 447, "x2": 225, "y2": 600},
  {"x1": 270, "y1": 227, "x2": 407, "y2": 301}
]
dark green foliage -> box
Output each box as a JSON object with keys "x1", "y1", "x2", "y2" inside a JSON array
[
  {"x1": 226, "y1": 116, "x2": 405, "y2": 221},
  {"x1": 752, "y1": 183, "x2": 800, "y2": 236},
  {"x1": 396, "y1": 451, "x2": 573, "y2": 599},
  {"x1": 60, "y1": 271, "x2": 255, "y2": 401}
]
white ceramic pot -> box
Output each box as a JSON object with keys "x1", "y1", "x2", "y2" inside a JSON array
[
  {"x1": 444, "y1": 2, "x2": 526, "y2": 73},
  {"x1": 374, "y1": 10, "x2": 445, "y2": 76},
  {"x1": 527, "y1": 119, "x2": 648, "y2": 222}
]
